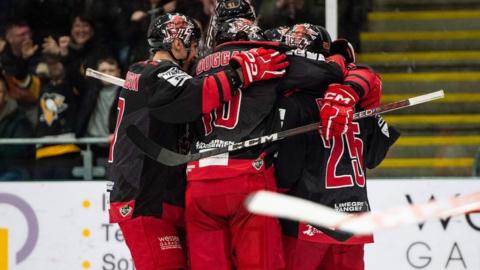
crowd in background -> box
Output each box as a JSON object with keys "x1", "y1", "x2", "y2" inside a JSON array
[{"x1": 0, "y1": 0, "x2": 369, "y2": 180}]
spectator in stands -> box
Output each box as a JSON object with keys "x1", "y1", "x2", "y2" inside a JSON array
[
  {"x1": 57, "y1": 13, "x2": 112, "y2": 95},
  {"x1": 0, "y1": 18, "x2": 42, "y2": 128},
  {"x1": 121, "y1": 0, "x2": 178, "y2": 66},
  {"x1": 8, "y1": 0, "x2": 78, "y2": 44},
  {"x1": 76, "y1": 57, "x2": 121, "y2": 165},
  {"x1": 0, "y1": 18, "x2": 41, "y2": 114},
  {"x1": 33, "y1": 54, "x2": 81, "y2": 180},
  {"x1": 0, "y1": 72, "x2": 34, "y2": 180},
  {"x1": 117, "y1": 0, "x2": 208, "y2": 68},
  {"x1": 66, "y1": 13, "x2": 110, "y2": 67},
  {"x1": 77, "y1": 0, "x2": 130, "y2": 68},
  {"x1": 116, "y1": 0, "x2": 154, "y2": 67}
]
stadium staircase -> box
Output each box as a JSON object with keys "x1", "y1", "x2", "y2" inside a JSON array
[{"x1": 358, "y1": 0, "x2": 480, "y2": 177}]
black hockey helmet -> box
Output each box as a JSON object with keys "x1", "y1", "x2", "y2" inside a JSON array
[
  {"x1": 215, "y1": 18, "x2": 265, "y2": 45},
  {"x1": 216, "y1": 0, "x2": 256, "y2": 22},
  {"x1": 284, "y1": 23, "x2": 331, "y2": 55},
  {"x1": 147, "y1": 13, "x2": 201, "y2": 52},
  {"x1": 264, "y1": 26, "x2": 289, "y2": 42}
]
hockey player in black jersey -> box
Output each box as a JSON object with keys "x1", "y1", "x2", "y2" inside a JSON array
[
  {"x1": 184, "y1": 18, "x2": 351, "y2": 270},
  {"x1": 275, "y1": 61, "x2": 400, "y2": 270},
  {"x1": 107, "y1": 13, "x2": 288, "y2": 270},
  {"x1": 264, "y1": 24, "x2": 367, "y2": 141}
]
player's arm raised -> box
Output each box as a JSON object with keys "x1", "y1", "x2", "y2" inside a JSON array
[
  {"x1": 319, "y1": 40, "x2": 380, "y2": 141},
  {"x1": 146, "y1": 47, "x2": 288, "y2": 123}
]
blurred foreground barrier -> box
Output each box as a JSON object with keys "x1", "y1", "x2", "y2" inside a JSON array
[{"x1": 0, "y1": 179, "x2": 479, "y2": 269}]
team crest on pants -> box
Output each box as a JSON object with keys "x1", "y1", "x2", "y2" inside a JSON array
[
  {"x1": 119, "y1": 204, "x2": 132, "y2": 217},
  {"x1": 252, "y1": 158, "x2": 264, "y2": 170}
]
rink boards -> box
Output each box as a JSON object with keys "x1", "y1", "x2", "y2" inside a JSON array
[{"x1": 0, "y1": 179, "x2": 479, "y2": 270}]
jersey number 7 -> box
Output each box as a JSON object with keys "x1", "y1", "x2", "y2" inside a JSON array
[{"x1": 108, "y1": 97, "x2": 125, "y2": 163}]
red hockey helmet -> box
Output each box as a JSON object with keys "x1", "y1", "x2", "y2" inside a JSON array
[
  {"x1": 147, "y1": 13, "x2": 201, "y2": 52},
  {"x1": 216, "y1": 0, "x2": 256, "y2": 22},
  {"x1": 214, "y1": 18, "x2": 265, "y2": 45},
  {"x1": 264, "y1": 26, "x2": 290, "y2": 42},
  {"x1": 284, "y1": 23, "x2": 331, "y2": 55}
]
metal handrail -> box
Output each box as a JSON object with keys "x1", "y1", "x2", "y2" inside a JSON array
[
  {"x1": 0, "y1": 137, "x2": 110, "y2": 180},
  {"x1": 0, "y1": 137, "x2": 109, "y2": 145}
]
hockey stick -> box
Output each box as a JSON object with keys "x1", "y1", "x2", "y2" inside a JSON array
[
  {"x1": 83, "y1": 69, "x2": 445, "y2": 166},
  {"x1": 203, "y1": 0, "x2": 218, "y2": 56},
  {"x1": 245, "y1": 190, "x2": 480, "y2": 235},
  {"x1": 85, "y1": 68, "x2": 125, "y2": 87},
  {"x1": 126, "y1": 90, "x2": 445, "y2": 166}
]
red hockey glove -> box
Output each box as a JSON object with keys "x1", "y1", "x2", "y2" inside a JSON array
[
  {"x1": 230, "y1": 47, "x2": 289, "y2": 88},
  {"x1": 330, "y1": 38, "x2": 356, "y2": 64},
  {"x1": 319, "y1": 84, "x2": 359, "y2": 141}
]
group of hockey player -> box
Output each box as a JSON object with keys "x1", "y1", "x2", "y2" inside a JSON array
[{"x1": 106, "y1": 0, "x2": 400, "y2": 269}]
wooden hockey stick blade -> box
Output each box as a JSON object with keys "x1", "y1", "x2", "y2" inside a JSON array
[
  {"x1": 245, "y1": 190, "x2": 480, "y2": 235},
  {"x1": 127, "y1": 90, "x2": 445, "y2": 166},
  {"x1": 85, "y1": 68, "x2": 125, "y2": 87}
]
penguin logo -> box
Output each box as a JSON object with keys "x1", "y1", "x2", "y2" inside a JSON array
[{"x1": 39, "y1": 92, "x2": 68, "y2": 126}]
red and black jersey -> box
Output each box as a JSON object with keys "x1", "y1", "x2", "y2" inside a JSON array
[
  {"x1": 274, "y1": 92, "x2": 400, "y2": 244},
  {"x1": 187, "y1": 41, "x2": 345, "y2": 180},
  {"x1": 108, "y1": 59, "x2": 242, "y2": 223}
]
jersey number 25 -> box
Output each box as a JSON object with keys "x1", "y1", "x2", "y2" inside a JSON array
[{"x1": 322, "y1": 122, "x2": 366, "y2": 189}]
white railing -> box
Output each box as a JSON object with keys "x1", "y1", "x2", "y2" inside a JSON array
[{"x1": 0, "y1": 137, "x2": 109, "y2": 145}]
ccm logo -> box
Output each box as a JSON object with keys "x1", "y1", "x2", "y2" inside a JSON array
[
  {"x1": 325, "y1": 92, "x2": 352, "y2": 105},
  {"x1": 244, "y1": 52, "x2": 259, "y2": 77}
]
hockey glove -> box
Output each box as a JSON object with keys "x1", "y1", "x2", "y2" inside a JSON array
[
  {"x1": 319, "y1": 84, "x2": 359, "y2": 141},
  {"x1": 230, "y1": 47, "x2": 289, "y2": 88},
  {"x1": 330, "y1": 38, "x2": 356, "y2": 64}
]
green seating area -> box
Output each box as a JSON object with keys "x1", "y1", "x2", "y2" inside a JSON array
[{"x1": 358, "y1": 0, "x2": 480, "y2": 177}]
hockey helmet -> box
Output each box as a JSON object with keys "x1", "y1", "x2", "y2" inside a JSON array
[
  {"x1": 216, "y1": 0, "x2": 256, "y2": 22},
  {"x1": 264, "y1": 26, "x2": 289, "y2": 42},
  {"x1": 284, "y1": 23, "x2": 331, "y2": 55},
  {"x1": 215, "y1": 18, "x2": 265, "y2": 45},
  {"x1": 147, "y1": 13, "x2": 201, "y2": 52}
]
